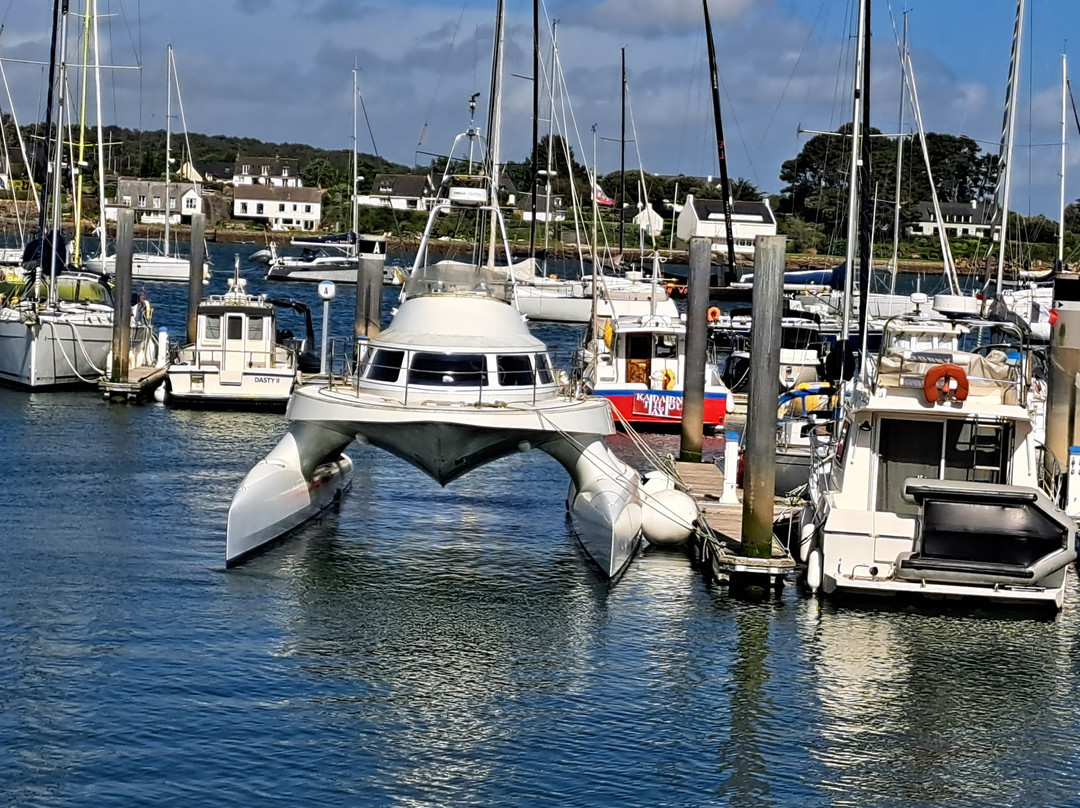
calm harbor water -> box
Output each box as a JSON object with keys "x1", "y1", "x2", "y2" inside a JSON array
[{"x1": 2, "y1": 243, "x2": 1079, "y2": 807}]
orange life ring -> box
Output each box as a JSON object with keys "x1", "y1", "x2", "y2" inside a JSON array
[
  {"x1": 923, "y1": 363, "x2": 969, "y2": 404},
  {"x1": 707, "y1": 306, "x2": 721, "y2": 323}
]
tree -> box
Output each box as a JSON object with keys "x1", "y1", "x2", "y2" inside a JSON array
[{"x1": 1064, "y1": 198, "x2": 1080, "y2": 233}]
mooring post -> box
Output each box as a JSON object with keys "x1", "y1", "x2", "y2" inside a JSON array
[
  {"x1": 186, "y1": 212, "x2": 206, "y2": 346},
  {"x1": 680, "y1": 236, "x2": 711, "y2": 462},
  {"x1": 741, "y1": 234, "x2": 786, "y2": 558},
  {"x1": 110, "y1": 207, "x2": 134, "y2": 383},
  {"x1": 319, "y1": 280, "x2": 336, "y2": 375}
]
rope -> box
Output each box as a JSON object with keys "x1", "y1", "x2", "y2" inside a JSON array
[{"x1": 42, "y1": 315, "x2": 106, "y2": 382}]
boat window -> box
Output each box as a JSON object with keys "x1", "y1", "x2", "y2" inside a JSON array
[
  {"x1": 226, "y1": 316, "x2": 243, "y2": 340},
  {"x1": 535, "y1": 353, "x2": 554, "y2": 384},
  {"x1": 204, "y1": 315, "x2": 221, "y2": 342},
  {"x1": 248, "y1": 316, "x2": 264, "y2": 341},
  {"x1": 654, "y1": 335, "x2": 678, "y2": 358},
  {"x1": 943, "y1": 420, "x2": 1010, "y2": 484},
  {"x1": 365, "y1": 349, "x2": 404, "y2": 382},
  {"x1": 876, "y1": 419, "x2": 944, "y2": 515},
  {"x1": 408, "y1": 353, "x2": 487, "y2": 386},
  {"x1": 497, "y1": 354, "x2": 534, "y2": 386}
]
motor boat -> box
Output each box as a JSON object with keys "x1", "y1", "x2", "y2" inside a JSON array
[
  {"x1": 161, "y1": 257, "x2": 317, "y2": 407},
  {"x1": 264, "y1": 232, "x2": 390, "y2": 284},
  {"x1": 798, "y1": 301, "x2": 1076, "y2": 609}
]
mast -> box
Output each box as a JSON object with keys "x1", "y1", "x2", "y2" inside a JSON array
[
  {"x1": 703, "y1": 0, "x2": 737, "y2": 283},
  {"x1": 34, "y1": 0, "x2": 67, "y2": 302},
  {"x1": 995, "y1": 0, "x2": 1026, "y2": 292},
  {"x1": 527, "y1": 0, "x2": 539, "y2": 262},
  {"x1": 889, "y1": 11, "x2": 907, "y2": 294},
  {"x1": 542, "y1": 21, "x2": 558, "y2": 262},
  {"x1": 856, "y1": 0, "x2": 873, "y2": 374},
  {"x1": 1060, "y1": 51, "x2": 1068, "y2": 269},
  {"x1": 484, "y1": 0, "x2": 506, "y2": 268},
  {"x1": 839, "y1": 0, "x2": 868, "y2": 360},
  {"x1": 352, "y1": 66, "x2": 359, "y2": 243},
  {"x1": 164, "y1": 43, "x2": 173, "y2": 257},
  {"x1": 92, "y1": 0, "x2": 106, "y2": 257},
  {"x1": 47, "y1": 1, "x2": 72, "y2": 304},
  {"x1": 72, "y1": 0, "x2": 93, "y2": 265},
  {"x1": 618, "y1": 46, "x2": 626, "y2": 259}
]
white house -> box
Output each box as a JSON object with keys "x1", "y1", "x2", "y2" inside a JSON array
[
  {"x1": 232, "y1": 157, "x2": 301, "y2": 188},
  {"x1": 233, "y1": 184, "x2": 323, "y2": 231},
  {"x1": 105, "y1": 179, "x2": 203, "y2": 224},
  {"x1": 676, "y1": 194, "x2": 776, "y2": 255},
  {"x1": 907, "y1": 200, "x2": 996, "y2": 239},
  {"x1": 516, "y1": 191, "x2": 566, "y2": 223}
]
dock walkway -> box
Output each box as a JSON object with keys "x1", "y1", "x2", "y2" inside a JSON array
[
  {"x1": 673, "y1": 460, "x2": 796, "y2": 580},
  {"x1": 99, "y1": 365, "x2": 167, "y2": 403}
]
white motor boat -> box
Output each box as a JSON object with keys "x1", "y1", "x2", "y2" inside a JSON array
[
  {"x1": 227, "y1": 194, "x2": 696, "y2": 575},
  {"x1": 162, "y1": 257, "x2": 317, "y2": 407},
  {"x1": 83, "y1": 250, "x2": 212, "y2": 283},
  {"x1": 798, "y1": 304, "x2": 1076, "y2": 610},
  {"x1": 264, "y1": 232, "x2": 389, "y2": 284}
]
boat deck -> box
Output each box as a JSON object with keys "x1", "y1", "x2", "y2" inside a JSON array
[{"x1": 673, "y1": 460, "x2": 796, "y2": 579}]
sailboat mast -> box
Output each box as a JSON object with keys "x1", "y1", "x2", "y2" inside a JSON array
[
  {"x1": 542, "y1": 21, "x2": 557, "y2": 261},
  {"x1": 72, "y1": 0, "x2": 93, "y2": 265},
  {"x1": 618, "y1": 46, "x2": 626, "y2": 258},
  {"x1": 839, "y1": 0, "x2": 867, "y2": 354},
  {"x1": 1060, "y1": 52, "x2": 1067, "y2": 268},
  {"x1": 889, "y1": 11, "x2": 907, "y2": 294},
  {"x1": 995, "y1": 0, "x2": 1026, "y2": 292},
  {"x1": 528, "y1": 0, "x2": 539, "y2": 261},
  {"x1": 352, "y1": 67, "x2": 359, "y2": 240},
  {"x1": 703, "y1": 0, "x2": 737, "y2": 283},
  {"x1": 164, "y1": 43, "x2": 173, "y2": 256},
  {"x1": 856, "y1": 0, "x2": 873, "y2": 361},
  {"x1": 34, "y1": 0, "x2": 66, "y2": 301},
  {"x1": 47, "y1": 2, "x2": 72, "y2": 302},
  {"x1": 92, "y1": 0, "x2": 106, "y2": 255},
  {"x1": 485, "y1": 0, "x2": 506, "y2": 269}
]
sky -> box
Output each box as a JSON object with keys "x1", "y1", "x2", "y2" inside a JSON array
[{"x1": 0, "y1": 0, "x2": 1078, "y2": 220}]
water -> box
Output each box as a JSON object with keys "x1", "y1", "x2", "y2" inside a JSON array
[{"x1": 2, "y1": 242, "x2": 1080, "y2": 807}]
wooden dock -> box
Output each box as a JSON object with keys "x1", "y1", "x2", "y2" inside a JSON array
[
  {"x1": 674, "y1": 460, "x2": 797, "y2": 580},
  {"x1": 99, "y1": 365, "x2": 167, "y2": 403}
]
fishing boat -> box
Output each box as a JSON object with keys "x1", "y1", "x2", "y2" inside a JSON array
[
  {"x1": 160, "y1": 257, "x2": 317, "y2": 408},
  {"x1": 798, "y1": 304, "x2": 1075, "y2": 609},
  {"x1": 579, "y1": 289, "x2": 729, "y2": 431}
]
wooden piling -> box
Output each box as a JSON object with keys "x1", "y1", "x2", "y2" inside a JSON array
[
  {"x1": 354, "y1": 262, "x2": 382, "y2": 341},
  {"x1": 741, "y1": 235, "x2": 786, "y2": 559},
  {"x1": 680, "y1": 236, "x2": 711, "y2": 462},
  {"x1": 186, "y1": 212, "x2": 205, "y2": 345},
  {"x1": 109, "y1": 208, "x2": 133, "y2": 383}
]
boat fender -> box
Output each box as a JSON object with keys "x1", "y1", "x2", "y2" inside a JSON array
[
  {"x1": 923, "y1": 363, "x2": 969, "y2": 404},
  {"x1": 603, "y1": 322, "x2": 614, "y2": 350},
  {"x1": 707, "y1": 306, "x2": 721, "y2": 323},
  {"x1": 806, "y1": 548, "x2": 822, "y2": 592},
  {"x1": 661, "y1": 367, "x2": 676, "y2": 390},
  {"x1": 798, "y1": 508, "x2": 816, "y2": 563}
]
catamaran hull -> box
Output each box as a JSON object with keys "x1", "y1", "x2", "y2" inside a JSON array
[
  {"x1": 226, "y1": 421, "x2": 355, "y2": 565},
  {"x1": 0, "y1": 310, "x2": 112, "y2": 388}
]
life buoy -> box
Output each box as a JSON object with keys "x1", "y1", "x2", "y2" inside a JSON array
[
  {"x1": 923, "y1": 363, "x2": 969, "y2": 404},
  {"x1": 707, "y1": 306, "x2": 721, "y2": 323},
  {"x1": 661, "y1": 367, "x2": 676, "y2": 390}
]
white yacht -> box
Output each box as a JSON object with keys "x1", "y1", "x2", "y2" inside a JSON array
[
  {"x1": 227, "y1": 193, "x2": 696, "y2": 575},
  {"x1": 264, "y1": 232, "x2": 391, "y2": 284},
  {"x1": 162, "y1": 258, "x2": 316, "y2": 407},
  {"x1": 84, "y1": 250, "x2": 212, "y2": 283},
  {"x1": 798, "y1": 301, "x2": 1076, "y2": 609}
]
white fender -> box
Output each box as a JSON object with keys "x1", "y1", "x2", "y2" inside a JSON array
[
  {"x1": 798, "y1": 504, "x2": 816, "y2": 563},
  {"x1": 641, "y1": 488, "x2": 696, "y2": 546},
  {"x1": 153, "y1": 382, "x2": 168, "y2": 403},
  {"x1": 806, "y1": 548, "x2": 823, "y2": 592}
]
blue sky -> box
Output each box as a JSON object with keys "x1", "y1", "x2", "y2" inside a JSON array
[{"x1": 1, "y1": 0, "x2": 1077, "y2": 219}]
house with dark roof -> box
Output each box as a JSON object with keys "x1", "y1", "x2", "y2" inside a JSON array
[
  {"x1": 105, "y1": 179, "x2": 203, "y2": 224},
  {"x1": 516, "y1": 191, "x2": 565, "y2": 223},
  {"x1": 356, "y1": 173, "x2": 436, "y2": 210},
  {"x1": 232, "y1": 156, "x2": 301, "y2": 188},
  {"x1": 907, "y1": 200, "x2": 996, "y2": 239},
  {"x1": 675, "y1": 195, "x2": 776, "y2": 254},
  {"x1": 181, "y1": 160, "x2": 235, "y2": 185},
  {"x1": 232, "y1": 184, "x2": 323, "y2": 231}
]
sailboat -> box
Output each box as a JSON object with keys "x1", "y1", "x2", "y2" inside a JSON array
[
  {"x1": 84, "y1": 45, "x2": 210, "y2": 282},
  {"x1": 0, "y1": 0, "x2": 152, "y2": 388},
  {"x1": 796, "y1": 0, "x2": 1076, "y2": 611}
]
